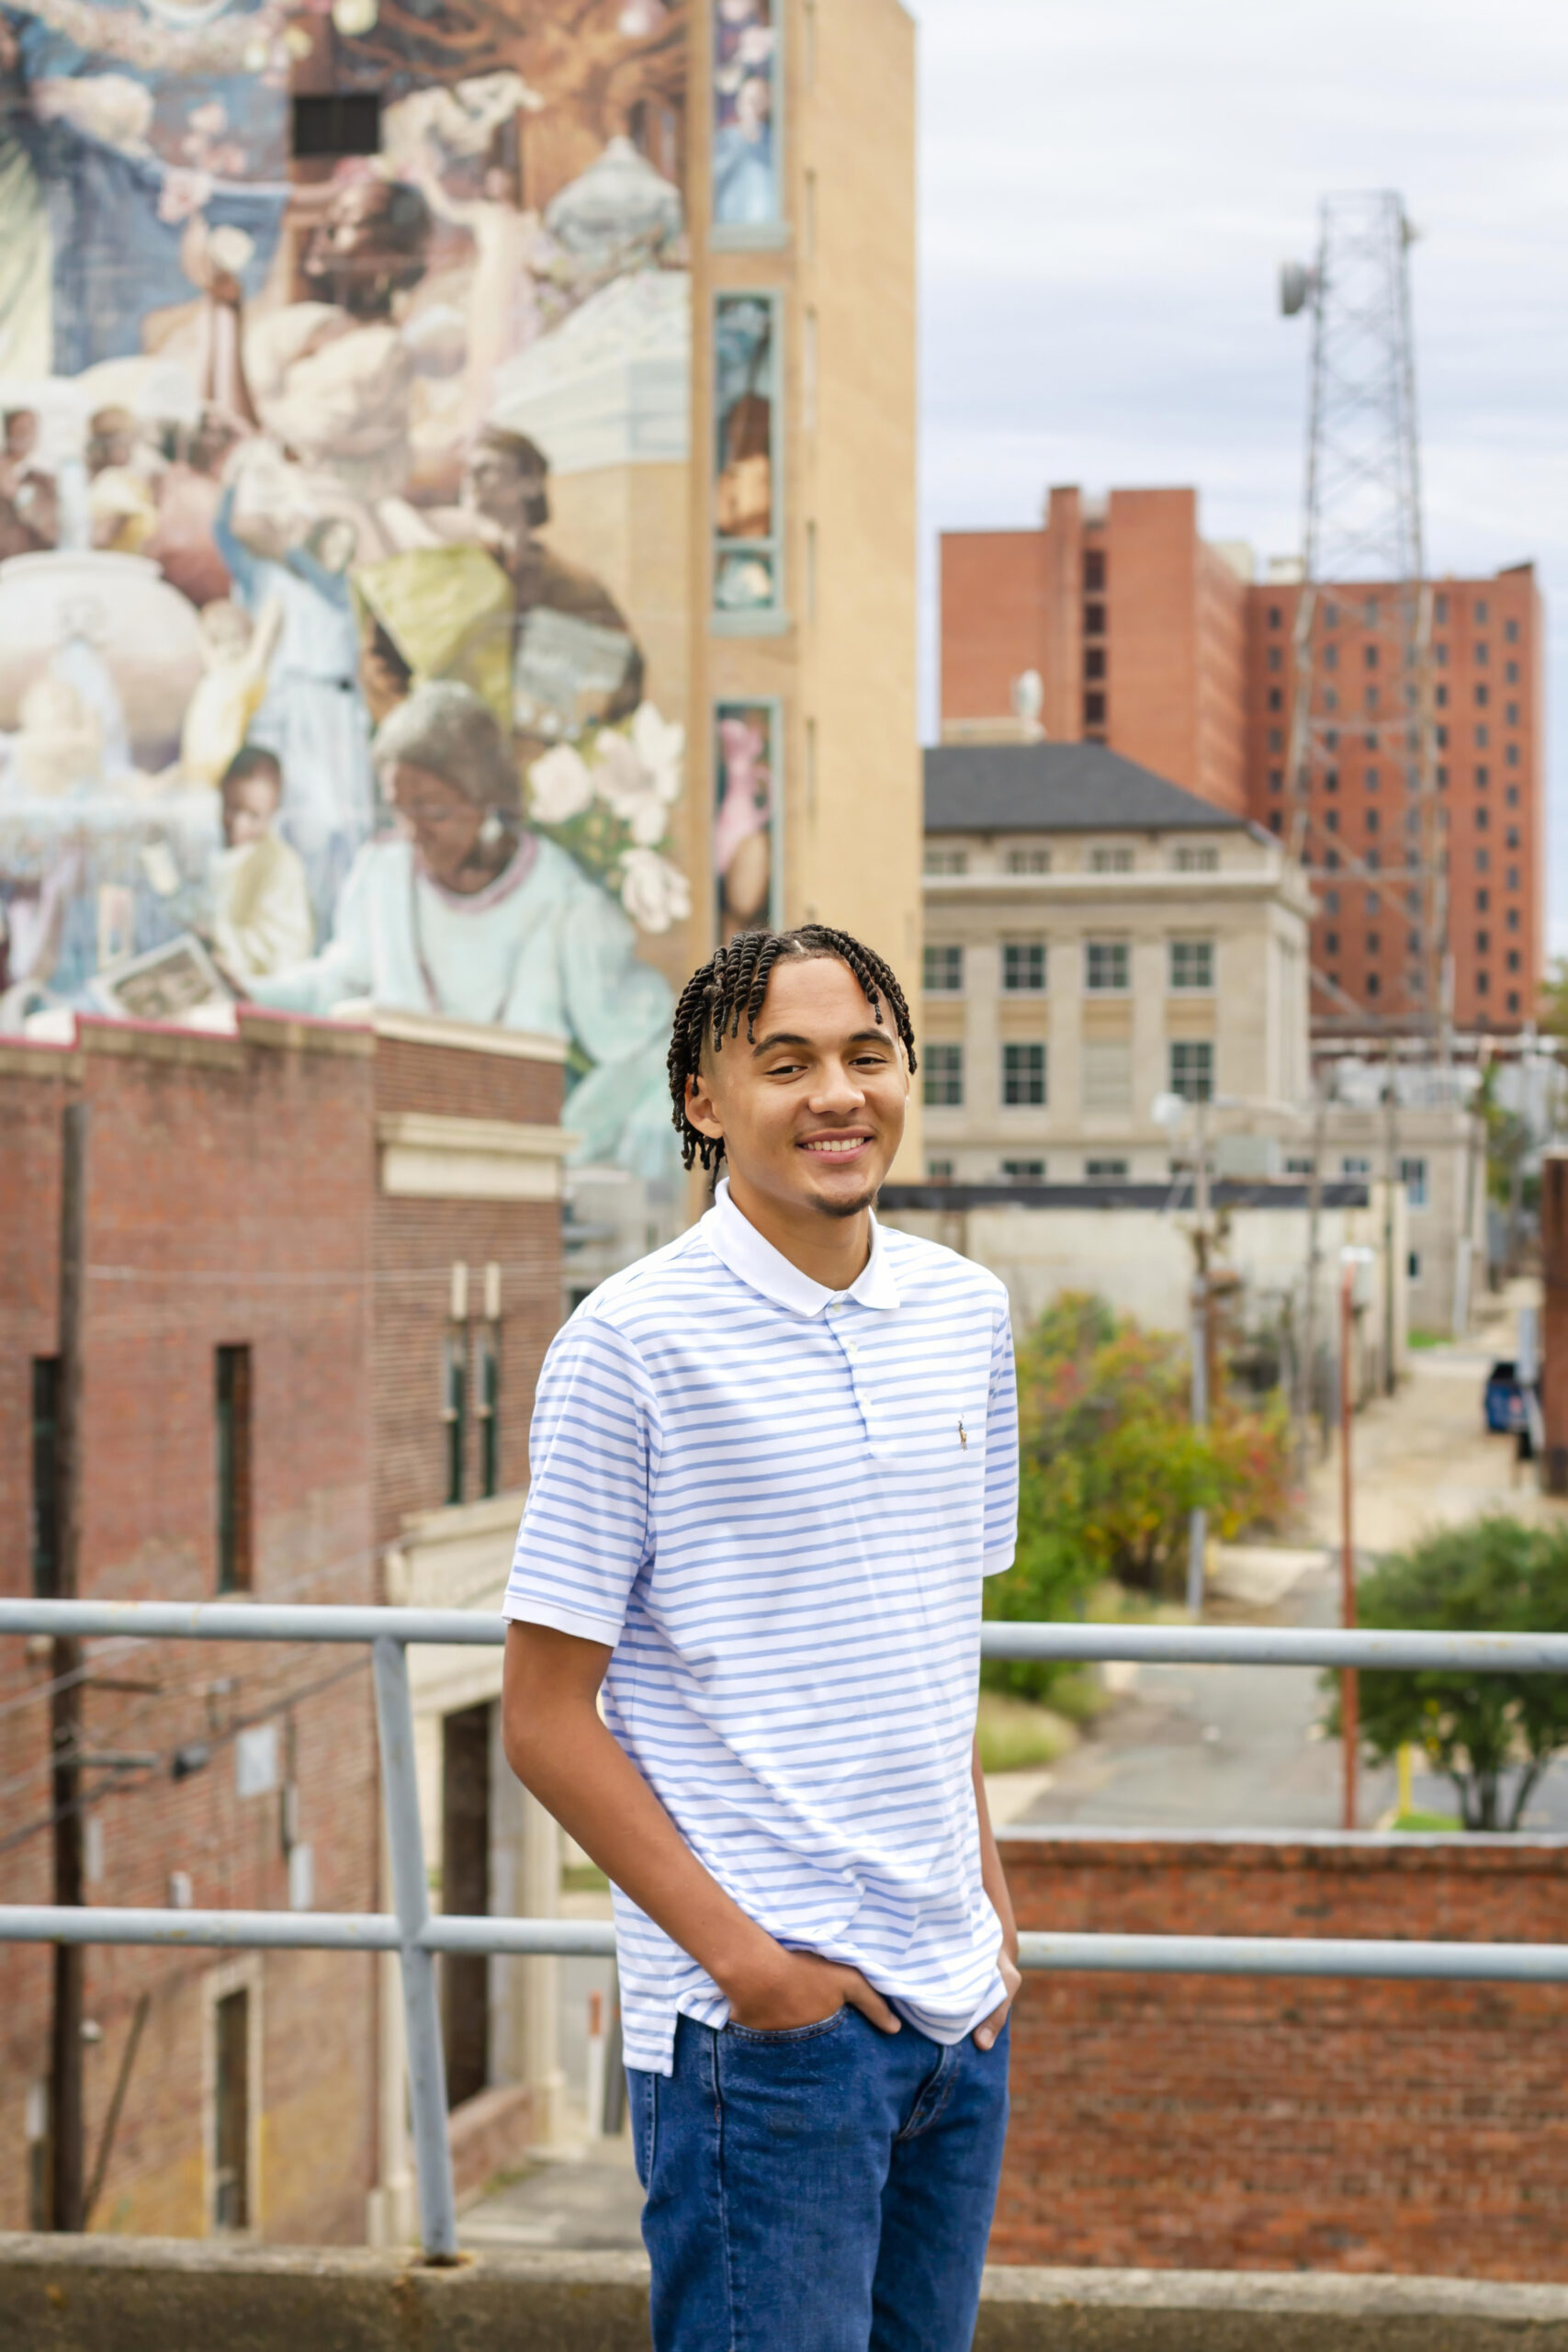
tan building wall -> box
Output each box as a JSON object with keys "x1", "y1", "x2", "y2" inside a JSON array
[{"x1": 920, "y1": 820, "x2": 1312, "y2": 1184}]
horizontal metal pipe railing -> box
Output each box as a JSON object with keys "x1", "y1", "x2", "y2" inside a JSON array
[
  {"x1": 8, "y1": 1597, "x2": 1568, "y2": 1674},
  {"x1": 6, "y1": 1595, "x2": 1566, "y2": 2257},
  {"x1": 7, "y1": 1906, "x2": 1568, "y2": 1985}
]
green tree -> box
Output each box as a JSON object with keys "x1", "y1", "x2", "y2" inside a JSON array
[
  {"x1": 984, "y1": 1293, "x2": 1292, "y2": 1698},
  {"x1": 1322, "y1": 1516, "x2": 1568, "y2": 1830}
]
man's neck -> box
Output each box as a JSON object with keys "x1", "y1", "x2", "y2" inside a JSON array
[{"x1": 722, "y1": 1170, "x2": 873, "y2": 1294}]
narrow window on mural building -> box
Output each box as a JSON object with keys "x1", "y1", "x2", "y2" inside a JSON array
[
  {"x1": 715, "y1": 700, "x2": 779, "y2": 938},
  {"x1": 215, "y1": 1346, "x2": 253, "y2": 1595},
  {"x1": 30, "y1": 1358, "x2": 60, "y2": 1600},
  {"x1": 212, "y1": 1987, "x2": 251, "y2": 2231},
  {"x1": 477, "y1": 1324, "x2": 501, "y2": 1501},
  {"x1": 714, "y1": 296, "x2": 782, "y2": 617},
  {"x1": 713, "y1": 0, "x2": 780, "y2": 234},
  {"x1": 441, "y1": 1329, "x2": 467, "y2": 1510}
]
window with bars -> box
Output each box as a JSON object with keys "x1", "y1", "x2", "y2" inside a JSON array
[
  {"x1": 1004, "y1": 846, "x2": 1051, "y2": 874},
  {"x1": 215, "y1": 1345, "x2": 253, "y2": 1595},
  {"x1": 1001, "y1": 941, "x2": 1046, "y2": 993},
  {"x1": 1085, "y1": 939, "x2": 1129, "y2": 991},
  {"x1": 1001, "y1": 1043, "x2": 1046, "y2": 1107},
  {"x1": 1168, "y1": 1040, "x2": 1213, "y2": 1103},
  {"x1": 1168, "y1": 938, "x2": 1213, "y2": 992},
  {"x1": 923, "y1": 1044, "x2": 964, "y2": 1108},
  {"x1": 923, "y1": 943, "x2": 964, "y2": 994}
]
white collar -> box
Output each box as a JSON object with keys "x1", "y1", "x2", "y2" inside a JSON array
[{"x1": 704, "y1": 1177, "x2": 901, "y2": 1318}]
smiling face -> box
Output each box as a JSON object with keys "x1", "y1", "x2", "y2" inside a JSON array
[{"x1": 684, "y1": 954, "x2": 909, "y2": 1227}]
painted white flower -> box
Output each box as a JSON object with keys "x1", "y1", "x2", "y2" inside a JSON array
[
  {"x1": 593, "y1": 729, "x2": 668, "y2": 847},
  {"x1": 527, "y1": 742, "x2": 594, "y2": 824},
  {"x1": 629, "y1": 700, "x2": 685, "y2": 806},
  {"x1": 620, "y1": 848, "x2": 691, "y2": 934}
]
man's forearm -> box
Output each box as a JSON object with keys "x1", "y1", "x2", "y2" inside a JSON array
[
  {"x1": 972, "y1": 1734, "x2": 1019, "y2": 1958},
  {"x1": 502, "y1": 1623, "x2": 784, "y2": 2000}
]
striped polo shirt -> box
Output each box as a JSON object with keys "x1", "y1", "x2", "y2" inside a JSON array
[{"x1": 502, "y1": 1178, "x2": 1020, "y2": 2076}]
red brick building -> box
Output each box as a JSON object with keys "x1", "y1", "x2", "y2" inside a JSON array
[
  {"x1": 940, "y1": 488, "x2": 1545, "y2": 1033},
  {"x1": 0, "y1": 1005, "x2": 566, "y2": 2242}
]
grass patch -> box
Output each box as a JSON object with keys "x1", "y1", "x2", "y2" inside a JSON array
[
  {"x1": 976, "y1": 1690, "x2": 1076, "y2": 1775},
  {"x1": 1393, "y1": 1808, "x2": 1463, "y2": 1833},
  {"x1": 1407, "y1": 1329, "x2": 1448, "y2": 1351},
  {"x1": 562, "y1": 1861, "x2": 611, "y2": 1894}
]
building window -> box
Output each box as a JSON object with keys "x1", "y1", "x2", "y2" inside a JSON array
[
  {"x1": 1001, "y1": 1159, "x2": 1045, "y2": 1181},
  {"x1": 1476, "y1": 765, "x2": 1490, "y2": 788},
  {"x1": 1506, "y1": 865, "x2": 1519, "y2": 889},
  {"x1": 1082, "y1": 1040, "x2": 1132, "y2": 1114},
  {"x1": 1083, "y1": 691, "x2": 1106, "y2": 727},
  {"x1": 923, "y1": 1044, "x2": 964, "y2": 1108},
  {"x1": 1400, "y1": 1156, "x2": 1428, "y2": 1208},
  {"x1": 926, "y1": 1159, "x2": 954, "y2": 1182},
  {"x1": 1268, "y1": 770, "x2": 1283, "y2": 794},
  {"x1": 291, "y1": 93, "x2": 381, "y2": 158},
  {"x1": 1366, "y1": 972, "x2": 1382, "y2": 997},
  {"x1": 924, "y1": 846, "x2": 967, "y2": 876},
  {"x1": 1001, "y1": 940, "x2": 1046, "y2": 993},
  {"x1": 30, "y1": 1359, "x2": 60, "y2": 1600},
  {"x1": 1267, "y1": 687, "x2": 1282, "y2": 712},
  {"x1": 1325, "y1": 929, "x2": 1339, "y2": 956},
  {"x1": 477, "y1": 1325, "x2": 501, "y2": 1500},
  {"x1": 215, "y1": 1346, "x2": 253, "y2": 1596},
  {"x1": 713, "y1": 293, "x2": 782, "y2": 617},
  {"x1": 441, "y1": 1329, "x2": 467, "y2": 1509},
  {"x1": 1268, "y1": 604, "x2": 1283, "y2": 628},
  {"x1": 1084, "y1": 601, "x2": 1106, "y2": 635},
  {"x1": 1477, "y1": 970, "x2": 1490, "y2": 995},
  {"x1": 1084, "y1": 549, "x2": 1105, "y2": 593},
  {"x1": 1174, "y1": 844, "x2": 1220, "y2": 871},
  {"x1": 712, "y1": 0, "x2": 780, "y2": 232},
  {"x1": 1475, "y1": 684, "x2": 1490, "y2": 708},
  {"x1": 1506, "y1": 617, "x2": 1519, "y2": 644},
  {"x1": 212, "y1": 1986, "x2": 252, "y2": 2232},
  {"x1": 1475, "y1": 725, "x2": 1489, "y2": 749},
  {"x1": 1001, "y1": 1043, "x2": 1046, "y2": 1107},
  {"x1": 1268, "y1": 728, "x2": 1284, "y2": 753},
  {"x1": 1168, "y1": 1040, "x2": 1213, "y2": 1103},
  {"x1": 1267, "y1": 646, "x2": 1282, "y2": 672},
  {"x1": 1507, "y1": 949, "x2": 1521, "y2": 974},
  {"x1": 1325, "y1": 769, "x2": 1339, "y2": 792},
  {"x1": 1475, "y1": 634, "x2": 1489, "y2": 659},
  {"x1": 924, "y1": 943, "x2": 964, "y2": 994},
  {"x1": 1284, "y1": 1155, "x2": 1314, "y2": 1176},
  {"x1": 1476, "y1": 807, "x2": 1489, "y2": 831},
  {"x1": 1268, "y1": 810, "x2": 1282, "y2": 833},
  {"x1": 1085, "y1": 1158, "x2": 1129, "y2": 1181},
  {"x1": 1507, "y1": 991, "x2": 1520, "y2": 1014},
  {"x1": 1325, "y1": 889, "x2": 1340, "y2": 914},
  {"x1": 1089, "y1": 845, "x2": 1133, "y2": 873},
  {"x1": 1408, "y1": 1250, "x2": 1423, "y2": 1282},
  {"x1": 1477, "y1": 850, "x2": 1491, "y2": 873},
  {"x1": 1435, "y1": 594, "x2": 1449, "y2": 624},
  {"x1": 1168, "y1": 938, "x2": 1214, "y2": 992},
  {"x1": 1084, "y1": 645, "x2": 1106, "y2": 681},
  {"x1": 1342, "y1": 1155, "x2": 1372, "y2": 1179},
  {"x1": 1085, "y1": 938, "x2": 1129, "y2": 991},
  {"x1": 1365, "y1": 808, "x2": 1379, "y2": 833},
  {"x1": 1325, "y1": 808, "x2": 1338, "y2": 831},
  {"x1": 1005, "y1": 846, "x2": 1051, "y2": 874},
  {"x1": 1366, "y1": 930, "x2": 1381, "y2": 956}
]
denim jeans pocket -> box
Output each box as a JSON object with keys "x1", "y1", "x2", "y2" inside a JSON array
[{"x1": 724, "y1": 2004, "x2": 853, "y2": 2046}]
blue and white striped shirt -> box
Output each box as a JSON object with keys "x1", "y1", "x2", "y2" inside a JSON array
[{"x1": 503, "y1": 1179, "x2": 1020, "y2": 2075}]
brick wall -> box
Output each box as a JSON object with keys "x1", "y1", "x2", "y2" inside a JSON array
[
  {"x1": 998, "y1": 1829, "x2": 1568, "y2": 2279},
  {"x1": 0, "y1": 1017, "x2": 381, "y2": 2240}
]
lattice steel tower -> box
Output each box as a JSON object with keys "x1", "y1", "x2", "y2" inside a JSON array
[{"x1": 1280, "y1": 192, "x2": 1447, "y2": 1046}]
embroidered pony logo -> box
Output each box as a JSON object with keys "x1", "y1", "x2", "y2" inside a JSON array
[{"x1": 958, "y1": 1418, "x2": 967, "y2": 1451}]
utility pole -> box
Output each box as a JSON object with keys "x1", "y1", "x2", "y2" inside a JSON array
[
  {"x1": 1186, "y1": 1096, "x2": 1211, "y2": 1618},
  {"x1": 1280, "y1": 194, "x2": 1444, "y2": 1051},
  {"x1": 50, "y1": 1101, "x2": 88, "y2": 2232},
  {"x1": 1339, "y1": 1252, "x2": 1359, "y2": 1832},
  {"x1": 1296, "y1": 1069, "x2": 1327, "y2": 1475}
]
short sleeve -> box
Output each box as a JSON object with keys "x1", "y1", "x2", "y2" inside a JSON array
[
  {"x1": 502, "y1": 1311, "x2": 660, "y2": 1645},
  {"x1": 983, "y1": 1302, "x2": 1019, "y2": 1576}
]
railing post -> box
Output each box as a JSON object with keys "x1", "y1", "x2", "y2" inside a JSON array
[{"x1": 370, "y1": 1635, "x2": 457, "y2": 2263}]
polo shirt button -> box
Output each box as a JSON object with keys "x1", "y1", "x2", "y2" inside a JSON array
[{"x1": 846, "y1": 1341, "x2": 859, "y2": 1359}]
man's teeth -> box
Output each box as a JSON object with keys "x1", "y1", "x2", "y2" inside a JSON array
[{"x1": 804, "y1": 1136, "x2": 866, "y2": 1154}]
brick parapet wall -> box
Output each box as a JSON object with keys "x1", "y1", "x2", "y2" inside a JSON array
[{"x1": 998, "y1": 1829, "x2": 1568, "y2": 2279}]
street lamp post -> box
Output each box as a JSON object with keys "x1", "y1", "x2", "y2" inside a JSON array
[
  {"x1": 1187, "y1": 1096, "x2": 1212, "y2": 1618},
  {"x1": 1339, "y1": 1246, "x2": 1375, "y2": 1832}
]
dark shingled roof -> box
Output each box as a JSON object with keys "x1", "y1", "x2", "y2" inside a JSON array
[{"x1": 925, "y1": 741, "x2": 1249, "y2": 835}]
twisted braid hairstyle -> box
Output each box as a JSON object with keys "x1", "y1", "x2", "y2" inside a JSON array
[{"x1": 668, "y1": 926, "x2": 919, "y2": 1173}]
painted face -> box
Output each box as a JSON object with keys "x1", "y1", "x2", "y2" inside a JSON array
[
  {"x1": 224, "y1": 774, "x2": 280, "y2": 848},
  {"x1": 387, "y1": 759, "x2": 487, "y2": 892},
  {"x1": 684, "y1": 955, "x2": 909, "y2": 1225},
  {"x1": 462, "y1": 444, "x2": 544, "y2": 537},
  {"x1": 6, "y1": 412, "x2": 38, "y2": 460}
]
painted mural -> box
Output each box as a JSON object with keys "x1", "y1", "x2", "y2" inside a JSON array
[
  {"x1": 711, "y1": 0, "x2": 774, "y2": 230},
  {"x1": 0, "y1": 0, "x2": 690, "y2": 1185},
  {"x1": 713, "y1": 695, "x2": 773, "y2": 944}
]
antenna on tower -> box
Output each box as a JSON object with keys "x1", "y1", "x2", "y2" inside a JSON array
[{"x1": 1280, "y1": 191, "x2": 1448, "y2": 1057}]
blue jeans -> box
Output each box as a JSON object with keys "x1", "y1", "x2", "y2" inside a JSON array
[{"x1": 627, "y1": 2007, "x2": 1010, "y2": 2352}]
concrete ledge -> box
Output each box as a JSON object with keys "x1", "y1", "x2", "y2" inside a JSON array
[{"x1": 5, "y1": 2238, "x2": 1568, "y2": 2350}]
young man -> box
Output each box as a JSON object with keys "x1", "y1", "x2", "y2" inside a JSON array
[{"x1": 502, "y1": 925, "x2": 1021, "y2": 2352}]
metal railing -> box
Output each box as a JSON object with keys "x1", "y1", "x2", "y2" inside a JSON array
[{"x1": 5, "y1": 1598, "x2": 1568, "y2": 2261}]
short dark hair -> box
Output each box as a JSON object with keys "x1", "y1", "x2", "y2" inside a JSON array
[
  {"x1": 220, "y1": 743, "x2": 283, "y2": 800},
  {"x1": 667, "y1": 926, "x2": 917, "y2": 1173}
]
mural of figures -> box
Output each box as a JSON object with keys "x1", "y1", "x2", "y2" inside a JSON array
[
  {"x1": 0, "y1": 0, "x2": 693, "y2": 1184},
  {"x1": 713, "y1": 290, "x2": 776, "y2": 614},
  {"x1": 714, "y1": 698, "x2": 774, "y2": 944},
  {"x1": 712, "y1": 0, "x2": 776, "y2": 230}
]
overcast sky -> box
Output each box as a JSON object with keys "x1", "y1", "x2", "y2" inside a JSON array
[{"x1": 911, "y1": 0, "x2": 1568, "y2": 954}]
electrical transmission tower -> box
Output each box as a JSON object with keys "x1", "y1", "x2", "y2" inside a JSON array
[{"x1": 1280, "y1": 192, "x2": 1448, "y2": 1051}]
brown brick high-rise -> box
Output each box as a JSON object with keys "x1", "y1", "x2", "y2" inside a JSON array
[{"x1": 940, "y1": 486, "x2": 1545, "y2": 1034}]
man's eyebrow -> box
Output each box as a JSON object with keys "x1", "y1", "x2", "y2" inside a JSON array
[{"x1": 750, "y1": 1028, "x2": 890, "y2": 1057}]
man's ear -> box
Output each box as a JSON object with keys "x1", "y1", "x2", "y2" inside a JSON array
[{"x1": 684, "y1": 1067, "x2": 726, "y2": 1145}]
